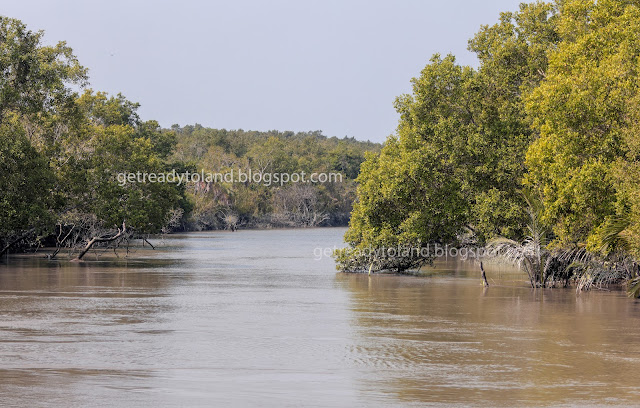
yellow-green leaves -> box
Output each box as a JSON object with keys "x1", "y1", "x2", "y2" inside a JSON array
[{"x1": 524, "y1": 0, "x2": 640, "y2": 248}]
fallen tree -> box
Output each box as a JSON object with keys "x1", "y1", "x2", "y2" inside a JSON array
[{"x1": 74, "y1": 222, "x2": 127, "y2": 261}]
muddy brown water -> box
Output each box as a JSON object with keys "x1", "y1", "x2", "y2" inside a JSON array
[{"x1": 1, "y1": 228, "x2": 639, "y2": 407}]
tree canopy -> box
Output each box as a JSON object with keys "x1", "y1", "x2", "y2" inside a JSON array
[
  {"x1": 338, "y1": 0, "x2": 640, "y2": 273},
  {"x1": 0, "y1": 15, "x2": 378, "y2": 257}
]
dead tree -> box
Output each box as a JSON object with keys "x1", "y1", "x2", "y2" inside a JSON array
[
  {"x1": 48, "y1": 224, "x2": 75, "y2": 260},
  {"x1": 74, "y1": 222, "x2": 126, "y2": 261}
]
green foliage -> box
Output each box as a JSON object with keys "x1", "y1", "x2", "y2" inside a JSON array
[
  {"x1": 0, "y1": 120, "x2": 54, "y2": 237},
  {"x1": 607, "y1": 92, "x2": 640, "y2": 259},
  {"x1": 0, "y1": 16, "x2": 87, "y2": 122},
  {"x1": 87, "y1": 124, "x2": 185, "y2": 233},
  {"x1": 338, "y1": 56, "x2": 473, "y2": 272},
  {"x1": 485, "y1": 192, "x2": 551, "y2": 287},
  {"x1": 170, "y1": 125, "x2": 378, "y2": 230},
  {"x1": 77, "y1": 90, "x2": 140, "y2": 127},
  {"x1": 1, "y1": 15, "x2": 86, "y2": 249},
  {"x1": 467, "y1": 1, "x2": 559, "y2": 241},
  {"x1": 1, "y1": 14, "x2": 378, "y2": 250},
  {"x1": 524, "y1": 0, "x2": 640, "y2": 246},
  {"x1": 338, "y1": 2, "x2": 560, "y2": 272},
  {"x1": 4, "y1": 0, "x2": 640, "y2": 279},
  {"x1": 0, "y1": 17, "x2": 190, "y2": 253},
  {"x1": 339, "y1": 0, "x2": 640, "y2": 279}
]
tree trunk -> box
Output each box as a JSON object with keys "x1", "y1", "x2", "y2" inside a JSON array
[
  {"x1": 142, "y1": 237, "x2": 155, "y2": 249},
  {"x1": 49, "y1": 224, "x2": 75, "y2": 260},
  {"x1": 74, "y1": 222, "x2": 126, "y2": 261},
  {"x1": 480, "y1": 261, "x2": 489, "y2": 287}
]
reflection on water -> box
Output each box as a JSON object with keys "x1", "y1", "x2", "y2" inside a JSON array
[
  {"x1": 1, "y1": 228, "x2": 639, "y2": 407},
  {"x1": 337, "y1": 270, "x2": 640, "y2": 407}
]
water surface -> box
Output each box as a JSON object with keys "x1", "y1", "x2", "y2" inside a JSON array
[{"x1": 1, "y1": 228, "x2": 639, "y2": 407}]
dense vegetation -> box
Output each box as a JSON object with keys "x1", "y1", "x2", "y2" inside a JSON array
[
  {"x1": 3, "y1": 0, "x2": 639, "y2": 295},
  {"x1": 0, "y1": 16, "x2": 378, "y2": 258},
  {"x1": 337, "y1": 0, "x2": 640, "y2": 294},
  {"x1": 171, "y1": 126, "x2": 378, "y2": 230}
]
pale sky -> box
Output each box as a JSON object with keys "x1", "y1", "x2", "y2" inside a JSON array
[{"x1": 3, "y1": 0, "x2": 526, "y2": 142}]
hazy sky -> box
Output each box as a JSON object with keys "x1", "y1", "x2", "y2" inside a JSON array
[{"x1": 3, "y1": 0, "x2": 525, "y2": 142}]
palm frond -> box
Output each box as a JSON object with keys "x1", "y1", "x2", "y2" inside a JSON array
[{"x1": 597, "y1": 217, "x2": 632, "y2": 255}]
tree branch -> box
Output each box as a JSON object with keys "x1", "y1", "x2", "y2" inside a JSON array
[
  {"x1": 0, "y1": 228, "x2": 36, "y2": 258},
  {"x1": 74, "y1": 222, "x2": 126, "y2": 261}
]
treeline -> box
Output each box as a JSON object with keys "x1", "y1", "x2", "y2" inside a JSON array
[
  {"x1": 0, "y1": 16, "x2": 378, "y2": 258},
  {"x1": 337, "y1": 0, "x2": 640, "y2": 293},
  {"x1": 170, "y1": 126, "x2": 379, "y2": 230}
]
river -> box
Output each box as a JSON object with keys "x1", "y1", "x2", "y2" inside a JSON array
[{"x1": 1, "y1": 228, "x2": 639, "y2": 407}]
